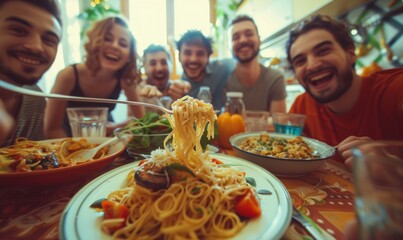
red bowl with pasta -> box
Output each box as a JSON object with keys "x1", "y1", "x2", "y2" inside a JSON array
[{"x1": 0, "y1": 137, "x2": 125, "y2": 187}]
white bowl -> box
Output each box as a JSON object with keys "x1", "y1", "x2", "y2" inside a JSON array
[{"x1": 229, "y1": 132, "x2": 335, "y2": 177}]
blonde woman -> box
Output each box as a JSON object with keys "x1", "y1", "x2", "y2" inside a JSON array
[{"x1": 44, "y1": 16, "x2": 161, "y2": 138}]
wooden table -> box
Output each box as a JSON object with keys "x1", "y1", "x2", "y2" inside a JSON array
[{"x1": 0, "y1": 150, "x2": 355, "y2": 240}]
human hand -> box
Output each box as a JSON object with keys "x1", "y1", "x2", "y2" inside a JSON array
[
  {"x1": 0, "y1": 100, "x2": 14, "y2": 144},
  {"x1": 167, "y1": 80, "x2": 191, "y2": 100},
  {"x1": 139, "y1": 84, "x2": 163, "y2": 98},
  {"x1": 344, "y1": 218, "x2": 359, "y2": 240},
  {"x1": 338, "y1": 136, "x2": 373, "y2": 169}
]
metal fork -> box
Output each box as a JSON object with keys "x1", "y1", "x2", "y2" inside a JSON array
[
  {"x1": 292, "y1": 207, "x2": 324, "y2": 240},
  {"x1": 0, "y1": 80, "x2": 173, "y2": 114}
]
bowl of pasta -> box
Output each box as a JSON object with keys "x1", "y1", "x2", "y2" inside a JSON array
[
  {"x1": 0, "y1": 137, "x2": 125, "y2": 187},
  {"x1": 229, "y1": 132, "x2": 336, "y2": 177}
]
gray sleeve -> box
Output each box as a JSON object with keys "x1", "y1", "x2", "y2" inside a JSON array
[{"x1": 267, "y1": 68, "x2": 287, "y2": 101}]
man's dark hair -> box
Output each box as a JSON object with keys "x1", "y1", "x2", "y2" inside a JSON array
[
  {"x1": 286, "y1": 14, "x2": 354, "y2": 65},
  {"x1": 143, "y1": 44, "x2": 171, "y2": 60},
  {"x1": 0, "y1": 0, "x2": 62, "y2": 27},
  {"x1": 176, "y1": 30, "x2": 213, "y2": 56},
  {"x1": 230, "y1": 14, "x2": 259, "y2": 35}
]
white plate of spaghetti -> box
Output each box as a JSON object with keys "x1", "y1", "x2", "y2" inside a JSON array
[
  {"x1": 60, "y1": 96, "x2": 292, "y2": 239},
  {"x1": 59, "y1": 153, "x2": 292, "y2": 240}
]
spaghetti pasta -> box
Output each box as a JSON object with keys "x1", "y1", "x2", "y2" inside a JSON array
[
  {"x1": 0, "y1": 138, "x2": 109, "y2": 172},
  {"x1": 101, "y1": 96, "x2": 261, "y2": 239}
]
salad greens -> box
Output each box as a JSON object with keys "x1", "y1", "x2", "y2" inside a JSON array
[
  {"x1": 122, "y1": 112, "x2": 172, "y2": 156},
  {"x1": 121, "y1": 112, "x2": 217, "y2": 157}
]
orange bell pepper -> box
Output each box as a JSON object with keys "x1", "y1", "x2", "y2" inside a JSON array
[{"x1": 217, "y1": 112, "x2": 245, "y2": 149}]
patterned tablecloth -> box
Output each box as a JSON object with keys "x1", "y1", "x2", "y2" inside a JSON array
[{"x1": 0, "y1": 150, "x2": 355, "y2": 240}]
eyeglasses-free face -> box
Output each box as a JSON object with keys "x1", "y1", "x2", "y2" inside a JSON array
[{"x1": 286, "y1": 14, "x2": 355, "y2": 68}]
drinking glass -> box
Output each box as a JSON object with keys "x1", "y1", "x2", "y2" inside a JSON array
[
  {"x1": 244, "y1": 110, "x2": 269, "y2": 131},
  {"x1": 66, "y1": 107, "x2": 108, "y2": 137},
  {"x1": 272, "y1": 112, "x2": 306, "y2": 136},
  {"x1": 352, "y1": 141, "x2": 403, "y2": 240}
]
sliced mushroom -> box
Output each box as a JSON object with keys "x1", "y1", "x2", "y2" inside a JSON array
[{"x1": 134, "y1": 162, "x2": 169, "y2": 191}]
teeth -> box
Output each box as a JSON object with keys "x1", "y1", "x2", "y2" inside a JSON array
[
  {"x1": 310, "y1": 72, "x2": 330, "y2": 81},
  {"x1": 105, "y1": 53, "x2": 119, "y2": 60},
  {"x1": 18, "y1": 56, "x2": 40, "y2": 65},
  {"x1": 187, "y1": 65, "x2": 199, "y2": 70}
]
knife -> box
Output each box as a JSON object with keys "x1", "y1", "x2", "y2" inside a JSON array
[{"x1": 292, "y1": 207, "x2": 324, "y2": 240}]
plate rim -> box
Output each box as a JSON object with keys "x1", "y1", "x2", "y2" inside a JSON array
[{"x1": 59, "y1": 153, "x2": 292, "y2": 240}]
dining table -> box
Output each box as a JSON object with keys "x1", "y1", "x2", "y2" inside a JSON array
[{"x1": 0, "y1": 144, "x2": 355, "y2": 240}]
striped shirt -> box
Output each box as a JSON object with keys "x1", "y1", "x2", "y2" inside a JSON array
[{"x1": 2, "y1": 85, "x2": 45, "y2": 147}]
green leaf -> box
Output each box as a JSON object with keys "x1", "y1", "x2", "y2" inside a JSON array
[
  {"x1": 257, "y1": 189, "x2": 272, "y2": 195},
  {"x1": 165, "y1": 163, "x2": 195, "y2": 177},
  {"x1": 90, "y1": 198, "x2": 106, "y2": 208},
  {"x1": 245, "y1": 177, "x2": 256, "y2": 187},
  {"x1": 200, "y1": 121, "x2": 218, "y2": 150}
]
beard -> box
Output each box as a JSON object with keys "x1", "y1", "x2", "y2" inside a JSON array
[
  {"x1": 0, "y1": 50, "x2": 47, "y2": 86},
  {"x1": 183, "y1": 62, "x2": 206, "y2": 81},
  {"x1": 233, "y1": 43, "x2": 260, "y2": 64},
  {"x1": 304, "y1": 65, "x2": 354, "y2": 104}
]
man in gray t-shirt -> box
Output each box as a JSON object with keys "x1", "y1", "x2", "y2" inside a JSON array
[
  {"x1": 226, "y1": 15, "x2": 287, "y2": 112},
  {"x1": 169, "y1": 30, "x2": 235, "y2": 110}
]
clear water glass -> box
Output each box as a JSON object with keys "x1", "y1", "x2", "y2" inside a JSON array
[
  {"x1": 244, "y1": 110, "x2": 269, "y2": 131},
  {"x1": 67, "y1": 107, "x2": 108, "y2": 137},
  {"x1": 352, "y1": 141, "x2": 403, "y2": 240}
]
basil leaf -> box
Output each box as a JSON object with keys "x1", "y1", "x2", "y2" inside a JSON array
[
  {"x1": 245, "y1": 177, "x2": 256, "y2": 187},
  {"x1": 165, "y1": 163, "x2": 195, "y2": 177}
]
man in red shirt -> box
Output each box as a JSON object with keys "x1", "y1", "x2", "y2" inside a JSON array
[{"x1": 286, "y1": 15, "x2": 403, "y2": 165}]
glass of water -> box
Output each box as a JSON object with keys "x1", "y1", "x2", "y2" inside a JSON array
[
  {"x1": 244, "y1": 110, "x2": 269, "y2": 132},
  {"x1": 272, "y1": 112, "x2": 306, "y2": 136},
  {"x1": 66, "y1": 107, "x2": 108, "y2": 137},
  {"x1": 352, "y1": 141, "x2": 403, "y2": 240}
]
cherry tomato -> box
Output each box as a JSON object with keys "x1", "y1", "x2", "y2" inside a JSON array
[
  {"x1": 211, "y1": 158, "x2": 223, "y2": 165},
  {"x1": 234, "y1": 189, "x2": 261, "y2": 218},
  {"x1": 101, "y1": 200, "x2": 129, "y2": 232},
  {"x1": 102, "y1": 199, "x2": 129, "y2": 219},
  {"x1": 138, "y1": 159, "x2": 148, "y2": 166}
]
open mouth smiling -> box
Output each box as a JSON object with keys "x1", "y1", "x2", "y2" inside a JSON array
[
  {"x1": 14, "y1": 53, "x2": 44, "y2": 65},
  {"x1": 18, "y1": 56, "x2": 40, "y2": 65},
  {"x1": 306, "y1": 71, "x2": 333, "y2": 86},
  {"x1": 104, "y1": 52, "x2": 120, "y2": 62}
]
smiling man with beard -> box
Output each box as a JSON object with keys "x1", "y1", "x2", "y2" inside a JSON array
[
  {"x1": 286, "y1": 15, "x2": 403, "y2": 164},
  {"x1": 0, "y1": 0, "x2": 62, "y2": 147},
  {"x1": 225, "y1": 15, "x2": 287, "y2": 113},
  {"x1": 172, "y1": 30, "x2": 236, "y2": 111}
]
